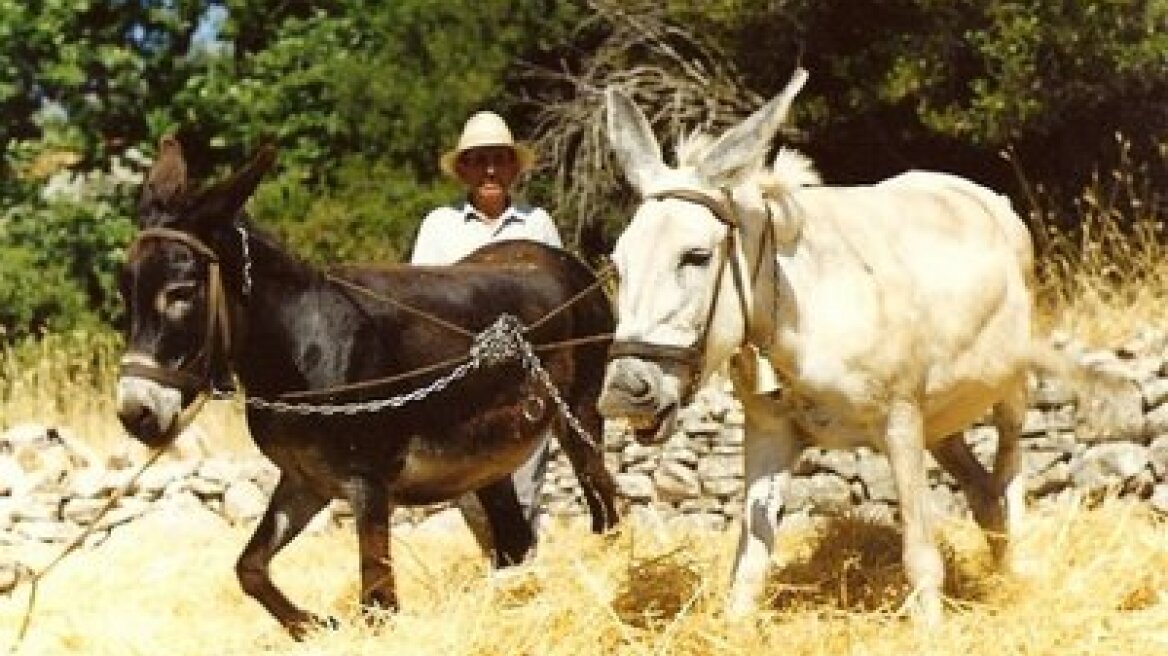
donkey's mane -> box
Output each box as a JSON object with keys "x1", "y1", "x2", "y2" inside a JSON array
[
  {"x1": 674, "y1": 130, "x2": 822, "y2": 197},
  {"x1": 759, "y1": 148, "x2": 822, "y2": 197},
  {"x1": 674, "y1": 130, "x2": 719, "y2": 168}
]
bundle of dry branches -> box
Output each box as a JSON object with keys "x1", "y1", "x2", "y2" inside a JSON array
[{"x1": 515, "y1": 0, "x2": 766, "y2": 251}]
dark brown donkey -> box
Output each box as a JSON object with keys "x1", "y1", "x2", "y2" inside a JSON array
[{"x1": 115, "y1": 137, "x2": 619, "y2": 639}]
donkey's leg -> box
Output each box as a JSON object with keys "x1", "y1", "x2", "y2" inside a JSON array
[
  {"x1": 556, "y1": 401, "x2": 621, "y2": 533},
  {"x1": 990, "y1": 388, "x2": 1028, "y2": 566},
  {"x1": 885, "y1": 400, "x2": 944, "y2": 625},
  {"x1": 344, "y1": 475, "x2": 398, "y2": 615},
  {"x1": 726, "y1": 377, "x2": 802, "y2": 617},
  {"x1": 476, "y1": 478, "x2": 535, "y2": 567},
  {"x1": 929, "y1": 433, "x2": 1002, "y2": 546},
  {"x1": 236, "y1": 473, "x2": 330, "y2": 640}
]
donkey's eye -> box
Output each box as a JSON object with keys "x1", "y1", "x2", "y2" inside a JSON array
[
  {"x1": 159, "y1": 282, "x2": 198, "y2": 321},
  {"x1": 166, "y1": 283, "x2": 197, "y2": 304},
  {"x1": 680, "y1": 248, "x2": 712, "y2": 268}
]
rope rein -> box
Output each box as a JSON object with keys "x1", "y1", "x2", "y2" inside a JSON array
[{"x1": 6, "y1": 447, "x2": 167, "y2": 654}]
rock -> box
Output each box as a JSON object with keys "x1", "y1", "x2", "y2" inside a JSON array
[
  {"x1": 1032, "y1": 376, "x2": 1075, "y2": 409},
  {"x1": 187, "y1": 474, "x2": 228, "y2": 498},
  {"x1": 1150, "y1": 484, "x2": 1168, "y2": 514},
  {"x1": 70, "y1": 466, "x2": 120, "y2": 499},
  {"x1": 0, "y1": 561, "x2": 32, "y2": 595},
  {"x1": 222, "y1": 479, "x2": 268, "y2": 524},
  {"x1": 16, "y1": 519, "x2": 82, "y2": 543},
  {"x1": 661, "y1": 445, "x2": 699, "y2": 468},
  {"x1": 1143, "y1": 404, "x2": 1168, "y2": 437},
  {"x1": 1023, "y1": 449, "x2": 1068, "y2": 476},
  {"x1": 856, "y1": 452, "x2": 897, "y2": 503},
  {"x1": 61, "y1": 497, "x2": 111, "y2": 525},
  {"x1": 795, "y1": 473, "x2": 853, "y2": 514},
  {"x1": 696, "y1": 454, "x2": 740, "y2": 480},
  {"x1": 197, "y1": 456, "x2": 242, "y2": 485},
  {"x1": 667, "y1": 512, "x2": 725, "y2": 532},
  {"x1": 1142, "y1": 378, "x2": 1168, "y2": 411},
  {"x1": 654, "y1": 460, "x2": 701, "y2": 502},
  {"x1": 97, "y1": 497, "x2": 153, "y2": 531},
  {"x1": 12, "y1": 492, "x2": 62, "y2": 522},
  {"x1": 1075, "y1": 375, "x2": 1146, "y2": 442},
  {"x1": 1070, "y1": 443, "x2": 1151, "y2": 491},
  {"x1": 1030, "y1": 461, "x2": 1072, "y2": 497},
  {"x1": 1149, "y1": 435, "x2": 1168, "y2": 478},
  {"x1": 615, "y1": 472, "x2": 655, "y2": 502},
  {"x1": 795, "y1": 448, "x2": 858, "y2": 480},
  {"x1": 701, "y1": 477, "x2": 741, "y2": 498},
  {"x1": 134, "y1": 459, "x2": 199, "y2": 497}
]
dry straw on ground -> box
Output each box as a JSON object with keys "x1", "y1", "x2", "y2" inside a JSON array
[{"x1": 1, "y1": 500, "x2": 1165, "y2": 655}]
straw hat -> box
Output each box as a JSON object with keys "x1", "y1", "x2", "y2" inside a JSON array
[{"x1": 439, "y1": 111, "x2": 536, "y2": 179}]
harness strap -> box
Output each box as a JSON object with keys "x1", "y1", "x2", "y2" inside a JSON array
[
  {"x1": 119, "y1": 361, "x2": 205, "y2": 392},
  {"x1": 326, "y1": 273, "x2": 475, "y2": 339},
  {"x1": 647, "y1": 188, "x2": 739, "y2": 228}
]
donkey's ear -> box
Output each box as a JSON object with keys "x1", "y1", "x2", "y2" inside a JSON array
[
  {"x1": 696, "y1": 68, "x2": 808, "y2": 185},
  {"x1": 605, "y1": 87, "x2": 668, "y2": 196},
  {"x1": 137, "y1": 135, "x2": 188, "y2": 227},
  {"x1": 187, "y1": 142, "x2": 277, "y2": 230}
]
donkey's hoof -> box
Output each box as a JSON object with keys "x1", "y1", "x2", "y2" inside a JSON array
[
  {"x1": 286, "y1": 613, "x2": 340, "y2": 641},
  {"x1": 313, "y1": 614, "x2": 341, "y2": 631}
]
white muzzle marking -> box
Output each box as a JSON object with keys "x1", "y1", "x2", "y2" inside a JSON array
[{"x1": 116, "y1": 353, "x2": 185, "y2": 437}]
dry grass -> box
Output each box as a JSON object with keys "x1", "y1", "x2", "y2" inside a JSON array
[
  {"x1": 1026, "y1": 141, "x2": 1168, "y2": 344},
  {"x1": 1, "y1": 500, "x2": 1165, "y2": 655},
  {"x1": 0, "y1": 329, "x2": 252, "y2": 456}
]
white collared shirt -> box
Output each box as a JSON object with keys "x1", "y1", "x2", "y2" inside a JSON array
[{"x1": 410, "y1": 201, "x2": 563, "y2": 265}]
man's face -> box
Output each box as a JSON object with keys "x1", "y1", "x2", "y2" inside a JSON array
[{"x1": 456, "y1": 146, "x2": 519, "y2": 205}]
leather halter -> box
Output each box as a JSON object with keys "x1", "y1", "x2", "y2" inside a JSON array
[
  {"x1": 119, "y1": 227, "x2": 234, "y2": 398},
  {"x1": 608, "y1": 188, "x2": 754, "y2": 402}
]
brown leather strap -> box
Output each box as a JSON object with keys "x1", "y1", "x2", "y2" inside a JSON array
[{"x1": 647, "y1": 188, "x2": 738, "y2": 227}]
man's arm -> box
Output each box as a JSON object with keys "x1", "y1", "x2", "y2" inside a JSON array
[
  {"x1": 410, "y1": 209, "x2": 448, "y2": 264},
  {"x1": 529, "y1": 207, "x2": 563, "y2": 249}
]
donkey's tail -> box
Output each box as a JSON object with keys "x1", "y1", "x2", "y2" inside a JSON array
[
  {"x1": 1027, "y1": 341, "x2": 1135, "y2": 391},
  {"x1": 1027, "y1": 340, "x2": 1144, "y2": 440}
]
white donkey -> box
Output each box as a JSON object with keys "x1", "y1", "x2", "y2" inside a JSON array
[{"x1": 598, "y1": 69, "x2": 1043, "y2": 622}]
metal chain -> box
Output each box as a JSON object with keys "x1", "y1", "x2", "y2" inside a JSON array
[
  {"x1": 238, "y1": 314, "x2": 601, "y2": 450},
  {"x1": 515, "y1": 335, "x2": 601, "y2": 451},
  {"x1": 243, "y1": 359, "x2": 478, "y2": 415},
  {"x1": 236, "y1": 222, "x2": 253, "y2": 297}
]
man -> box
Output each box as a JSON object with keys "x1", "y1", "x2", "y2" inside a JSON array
[
  {"x1": 411, "y1": 110, "x2": 560, "y2": 263},
  {"x1": 411, "y1": 110, "x2": 559, "y2": 556}
]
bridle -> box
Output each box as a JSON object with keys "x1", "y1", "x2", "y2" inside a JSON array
[
  {"x1": 119, "y1": 227, "x2": 235, "y2": 403},
  {"x1": 607, "y1": 188, "x2": 773, "y2": 402}
]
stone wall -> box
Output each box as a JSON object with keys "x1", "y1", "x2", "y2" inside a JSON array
[{"x1": 4, "y1": 340, "x2": 1168, "y2": 555}]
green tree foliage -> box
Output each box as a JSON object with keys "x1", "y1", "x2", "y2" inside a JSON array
[
  {"x1": 0, "y1": 152, "x2": 138, "y2": 337},
  {"x1": 1, "y1": 0, "x2": 1165, "y2": 337},
  {"x1": 665, "y1": 0, "x2": 1168, "y2": 199},
  {"x1": 0, "y1": 0, "x2": 581, "y2": 336},
  {"x1": 194, "y1": 0, "x2": 582, "y2": 261}
]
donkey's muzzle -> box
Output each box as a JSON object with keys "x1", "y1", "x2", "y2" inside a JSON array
[
  {"x1": 115, "y1": 373, "x2": 190, "y2": 447},
  {"x1": 599, "y1": 357, "x2": 680, "y2": 446},
  {"x1": 117, "y1": 400, "x2": 167, "y2": 446}
]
